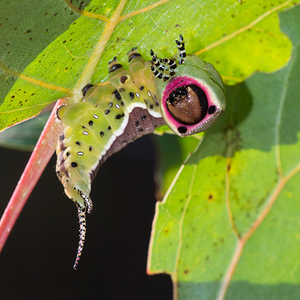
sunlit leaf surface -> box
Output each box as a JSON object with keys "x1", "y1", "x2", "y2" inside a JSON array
[
  {"x1": 148, "y1": 5, "x2": 300, "y2": 299},
  {"x1": 0, "y1": 1, "x2": 300, "y2": 299},
  {"x1": 0, "y1": 0, "x2": 295, "y2": 131}
]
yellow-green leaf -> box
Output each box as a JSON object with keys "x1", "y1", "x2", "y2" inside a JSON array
[
  {"x1": 148, "y1": 4, "x2": 300, "y2": 299},
  {"x1": 0, "y1": 0, "x2": 296, "y2": 131}
]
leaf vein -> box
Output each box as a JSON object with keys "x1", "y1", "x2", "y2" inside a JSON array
[
  {"x1": 195, "y1": 0, "x2": 293, "y2": 56},
  {"x1": 218, "y1": 161, "x2": 300, "y2": 299},
  {"x1": 120, "y1": 0, "x2": 170, "y2": 21},
  {"x1": 172, "y1": 164, "x2": 197, "y2": 299}
]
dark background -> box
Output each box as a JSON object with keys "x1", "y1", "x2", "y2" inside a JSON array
[{"x1": 0, "y1": 136, "x2": 173, "y2": 300}]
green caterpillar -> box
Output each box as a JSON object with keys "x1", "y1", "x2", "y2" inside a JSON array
[{"x1": 56, "y1": 35, "x2": 225, "y2": 269}]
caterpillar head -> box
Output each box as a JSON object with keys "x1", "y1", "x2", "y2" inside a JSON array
[{"x1": 150, "y1": 35, "x2": 225, "y2": 137}]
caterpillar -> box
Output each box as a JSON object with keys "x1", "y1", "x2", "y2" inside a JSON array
[{"x1": 55, "y1": 35, "x2": 226, "y2": 269}]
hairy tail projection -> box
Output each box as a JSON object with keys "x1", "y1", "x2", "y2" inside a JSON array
[{"x1": 73, "y1": 205, "x2": 87, "y2": 270}]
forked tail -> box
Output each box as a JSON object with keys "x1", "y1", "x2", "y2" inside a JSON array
[
  {"x1": 73, "y1": 206, "x2": 86, "y2": 270},
  {"x1": 73, "y1": 192, "x2": 93, "y2": 270}
]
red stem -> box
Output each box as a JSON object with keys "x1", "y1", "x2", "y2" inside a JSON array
[{"x1": 0, "y1": 99, "x2": 64, "y2": 252}]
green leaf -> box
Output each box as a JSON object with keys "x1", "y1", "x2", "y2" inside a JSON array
[
  {"x1": 1, "y1": 1, "x2": 300, "y2": 294},
  {"x1": 148, "y1": 4, "x2": 300, "y2": 299},
  {"x1": 152, "y1": 133, "x2": 201, "y2": 199},
  {"x1": 0, "y1": 0, "x2": 296, "y2": 132},
  {"x1": 0, "y1": 0, "x2": 90, "y2": 129},
  {"x1": 0, "y1": 112, "x2": 50, "y2": 151}
]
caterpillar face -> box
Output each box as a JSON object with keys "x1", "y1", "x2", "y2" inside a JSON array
[
  {"x1": 161, "y1": 73, "x2": 224, "y2": 136},
  {"x1": 150, "y1": 37, "x2": 225, "y2": 136},
  {"x1": 56, "y1": 35, "x2": 225, "y2": 269}
]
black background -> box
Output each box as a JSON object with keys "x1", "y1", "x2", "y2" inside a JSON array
[{"x1": 0, "y1": 136, "x2": 173, "y2": 300}]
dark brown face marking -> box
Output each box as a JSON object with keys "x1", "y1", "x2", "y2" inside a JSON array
[
  {"x1": 178, "y1": 126, "x2": 187, "y2": 134},
  {"x1": 167, "y1": 84, "x2": 208, "y2": 125},
  {"x1": 208, "y1": 105, "x2": 216, "y2": 114}
]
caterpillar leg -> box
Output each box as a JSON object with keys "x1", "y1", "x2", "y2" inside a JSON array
[
  {"x1": 150, "y1": 50, "x2": 173, "y2": 81},
  {"x1": 73, "y1": 205, "x2": 87, "y2": 270},
  {"x1": 149, "y1": 35, "x2": 186, "y2": 81},
  {"x1": 175, "y1": 34, "x2": 186, "y2": 64}
]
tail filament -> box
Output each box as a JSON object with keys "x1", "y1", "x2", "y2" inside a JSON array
[{"x1": 73, "y1": 206, "x2": 87, "y2": 270}]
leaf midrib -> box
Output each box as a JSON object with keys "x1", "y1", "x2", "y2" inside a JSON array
[{"x1": 217, "y1": 35, "x2": 300, "y2": 300}]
